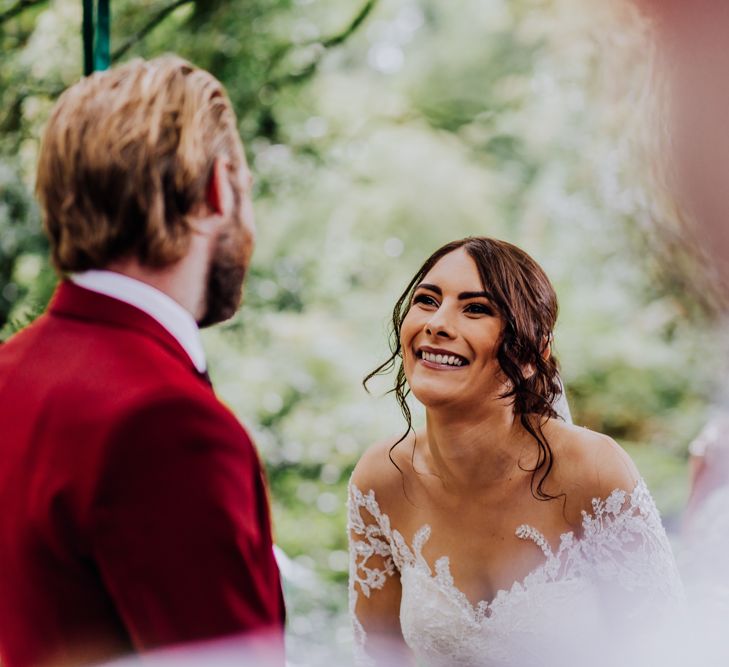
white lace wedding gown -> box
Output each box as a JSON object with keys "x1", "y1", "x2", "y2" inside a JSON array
[{"x1": 348, "y1": 478, "x2": 683, "y2": 666}]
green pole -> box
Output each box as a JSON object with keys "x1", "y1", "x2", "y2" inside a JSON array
[
  {"x1": 94, "y1": 0, "x2": 110, "y2": 71},
  {"x1": 82, "y1": 0, "x2": 94, "y2": 75},
  {"x1": 83, "y1": 0, "x2": 111, "y2": 76}
]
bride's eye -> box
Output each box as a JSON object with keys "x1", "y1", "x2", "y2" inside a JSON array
[
  {"x1": 465, "y1": 303, "x2": 495, "y2": 316},
  {"x1": 413, "y1": 294, "x2": 438, "y2": 308}
]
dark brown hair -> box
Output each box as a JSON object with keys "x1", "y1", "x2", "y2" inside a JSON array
[
  {"x1": 365, "y1": 237, "x2": 563, "y2": 500},
  {"x1": 36, "y1": 56, "x2": 244, "y2": 273}
]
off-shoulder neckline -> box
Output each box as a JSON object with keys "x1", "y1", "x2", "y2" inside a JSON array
[{"x1": 349, "y1": 478, "x2": 655, "y2": 621}]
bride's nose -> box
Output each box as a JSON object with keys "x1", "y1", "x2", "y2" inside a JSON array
[{"x1": 424, "y1": 309, "x2": 456, "y2": 339}]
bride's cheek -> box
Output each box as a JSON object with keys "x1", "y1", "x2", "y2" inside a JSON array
[{"x1": 400, "y1": 319, "x2": 417, "y2": 352}]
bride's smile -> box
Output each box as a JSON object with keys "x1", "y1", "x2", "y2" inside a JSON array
[{"x1": 416, "y1": 346, "x2": 469, "y2": 369}]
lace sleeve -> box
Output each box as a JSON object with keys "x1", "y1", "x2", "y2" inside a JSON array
[
  {"x1": 577, "y1": 480, "x2": 684, "y2": 621},
  {"x1": 348, "y1": 482, "x2": 399, "y2": 666}
]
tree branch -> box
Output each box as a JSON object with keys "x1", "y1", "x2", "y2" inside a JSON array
[
  {"x1": 321, "y1": 0, "x2": 377, "y2": 49},
  {"x1": 111, "y1": 0, "x2": 194, "y2": 62},
  {"x1": 267, "y1": 0, "x2": 379, "y2": 91},
  {"x1": 0, "y1": 0, "x2": 47, "y2": 26}
]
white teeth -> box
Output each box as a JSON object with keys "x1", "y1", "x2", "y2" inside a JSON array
[{"x1": 421, "y1": 351, "x2": 464, "y2": 367}]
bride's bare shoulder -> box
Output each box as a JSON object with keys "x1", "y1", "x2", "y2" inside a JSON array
[
  {"x1": 350, "y1": 430, "x2": 418, "y2": 503},
  {"x1": 546, "y1": 420, "x2": 641, "y2": 515}
]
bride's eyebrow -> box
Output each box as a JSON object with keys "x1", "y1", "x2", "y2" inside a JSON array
[
  {"x1": 415, "y1": 283, "x2": 442, "y2": 294},
  {"x1": 458, "y1": 290, "x2": 491, "y2": 300},
  {"x1": 415, "y1": 284, "x2": 493, "y2": 301}
]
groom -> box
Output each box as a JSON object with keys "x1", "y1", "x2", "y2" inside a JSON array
[{"x1": 0, "y1": 57, "x2": 284, "y2": 666}]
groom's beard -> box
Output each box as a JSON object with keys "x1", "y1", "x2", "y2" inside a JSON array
[{"x1": 197, "y1": 221, "x2": 250, "y2": 329}]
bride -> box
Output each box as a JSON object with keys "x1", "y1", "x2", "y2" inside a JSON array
[{"x1": 348, "y1": 237, "x2": 682, "y2": 666}]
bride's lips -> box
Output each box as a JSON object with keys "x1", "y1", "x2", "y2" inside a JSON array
[{"x1": 416, "y1": 346, "x2": 470, "y2": 371}]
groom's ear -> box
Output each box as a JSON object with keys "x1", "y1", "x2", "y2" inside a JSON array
[{"x1": 205, "y1": 157, "x2": 233, "y2": 217}]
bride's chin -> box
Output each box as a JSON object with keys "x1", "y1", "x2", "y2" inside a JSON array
[{"x1": 410, "y1": 385, "x2": 465, "y2": 410}]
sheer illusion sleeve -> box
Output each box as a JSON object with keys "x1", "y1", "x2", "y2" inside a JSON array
[
  {"x1": 574, "y1": 480, "x2": 683, "y2": 621},
  {"x1": 348, "y1": 481, "x2": 404, "y2": 666}
]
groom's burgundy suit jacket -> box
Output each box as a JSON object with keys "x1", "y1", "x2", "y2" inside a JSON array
[{"x1": 0, "y1": 281, "x2": 285, "y2": 667}]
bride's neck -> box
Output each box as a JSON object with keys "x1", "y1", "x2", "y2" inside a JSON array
[{"x1": 424, "y1": 404, "x2": 527, "y2": 493}]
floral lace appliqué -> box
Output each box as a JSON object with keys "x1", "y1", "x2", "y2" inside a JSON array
[{"x1": 348, "y1": 478, "x2": 683, "y2": 666}]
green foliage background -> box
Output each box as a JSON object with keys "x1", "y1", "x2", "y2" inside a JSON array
[{"x1": 0, "y1": 0, "x2": 718, "y2": 657}]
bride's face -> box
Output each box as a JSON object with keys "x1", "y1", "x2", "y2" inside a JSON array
[{"x1": 400, "y1": 248, "x2": 506, "y2": 410}]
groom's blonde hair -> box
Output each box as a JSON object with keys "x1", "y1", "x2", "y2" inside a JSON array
[{"x1": 36, "y1": 55, "x2": 244, "y2": 273}]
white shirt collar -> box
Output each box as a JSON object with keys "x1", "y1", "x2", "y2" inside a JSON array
[{"x1": 70, "y1": 270, "x2": 207, "y2": 373}]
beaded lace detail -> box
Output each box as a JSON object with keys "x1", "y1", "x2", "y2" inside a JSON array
[{"x1": 348, "y1": 479, "x2": 683, "y2": 666}]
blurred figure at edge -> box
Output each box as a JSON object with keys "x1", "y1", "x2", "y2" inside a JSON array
[{"x1": 633, "y1": 0, "x2": 729, "y2": 524}]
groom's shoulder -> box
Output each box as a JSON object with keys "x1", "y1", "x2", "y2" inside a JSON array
[{"x1": 104, "y1": 384, "x2": 254, "y2": 465}]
